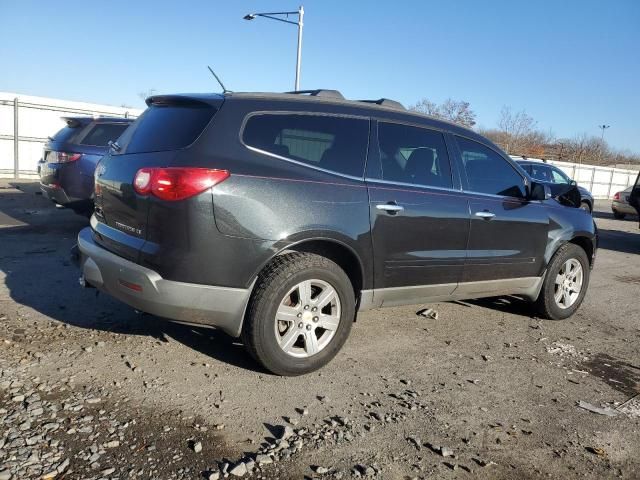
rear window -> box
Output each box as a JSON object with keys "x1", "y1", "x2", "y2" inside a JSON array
[
  {"x1": 51, "y1": 125, "x2": 83, "y2": 143},
  {"x1": 242, "y1": 113, "x2": 369, "y2": 177},
  {"x1": 116, "y1": 103, "x2": 217, "y2": 154},
  {"x1": 79, "y1": 123, "x2": 129, "y2": 146}
]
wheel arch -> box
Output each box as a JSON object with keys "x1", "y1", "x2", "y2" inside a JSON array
[
  {"x1": 279, "y1": 238, "x2": 365, "y2": 300},
  {"x1": 581, "y1": 198, "x2": 593, "y2": 211},
  {"x1": 568, "y1": 235, "x2": 595, "y2": 267},
  {"x1": 545, "y1": 235, "x2": 595, "y2": 271}
]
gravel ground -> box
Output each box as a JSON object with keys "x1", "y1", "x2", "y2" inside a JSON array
[{"x1": 1, "y1": 180, "x2": 639, "y2": 479}]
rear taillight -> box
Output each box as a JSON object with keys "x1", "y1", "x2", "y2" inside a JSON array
[
  {"x1": 613, "y1": 192, "x2": 620, "y2": 200},
  {"x1": 51, "y1": 151, "x2": 82, "y2": 163},
  {"x1": 133, "y1": 168, "x2": 230, "y2": 201}
]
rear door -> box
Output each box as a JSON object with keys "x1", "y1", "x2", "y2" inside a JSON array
[
  {"x1": 452, "y1": 136, "x2": 548, "y2": 283},
  {"x1": 367, "y1": 121, "x2": 469, "y2": 305},
  {"x1": 630, "y1": 172, "x2": 640, "y2": 227}
]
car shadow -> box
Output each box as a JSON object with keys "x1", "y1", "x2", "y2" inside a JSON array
[
  {"x1": 592, "y1": 209, "x2": 638, "y2": 221},
  {"x1": 597, "y1": 228, "x2": 640, "y2": 255},
  {"x1": 457, "y1": 296, "x2": 538, "y2": 318},
  {"x1": 0, "y1": 181, "x2": 267, "y2": 374}
]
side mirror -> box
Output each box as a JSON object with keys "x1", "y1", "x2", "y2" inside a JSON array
[
  {"x1": 529, "y1": 181, "x2": 551, "y2": 201},
  {"x1": 570, "y1": 180, "x2": 577, "y2": 186}
]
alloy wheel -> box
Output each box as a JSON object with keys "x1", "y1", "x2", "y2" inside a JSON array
[
  {"x1": 554, "y1": 258, "x2": 584, "y2": 309},
  {"x1": 274, "y1": 279, "x2": 341, "y2": 358}
]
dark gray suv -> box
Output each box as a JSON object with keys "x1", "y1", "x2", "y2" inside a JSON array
[{"x1": 76, "y1": 90, "x2": 597, "y2": 375}]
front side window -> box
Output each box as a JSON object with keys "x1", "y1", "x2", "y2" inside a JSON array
[
  {"x1": 550, "y1": 166, "x2": 571, "y2": 184},
  {"x1": 456, "y1": 136, "x2": 525, "y2": 198},
  {"x1": 242, "y1": 113, "x2": 369, "y2": 177},
  {"x1": 377, "y1": 122, "x2": 452, "y2": 188}
]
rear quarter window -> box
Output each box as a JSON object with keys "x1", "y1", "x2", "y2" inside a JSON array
[
  {"x1": 242, "y1": 113, "x2": 370, "y2": 177},
  {"x1": 117, "y1": 103, "x2": 217, "y2": 154}
]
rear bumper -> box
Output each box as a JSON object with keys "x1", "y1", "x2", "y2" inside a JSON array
[
  {"x1": 76, "y1": 227, "x2": 252, "y2": 337},
  {"x1": 40, "y1": 182, "x2": 72, "y2": 205},
  {"x1": 611, "y1": 201, "x2": 637, "y2": 215}
]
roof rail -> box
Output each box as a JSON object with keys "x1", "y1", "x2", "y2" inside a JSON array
[
  {"x1": 285, "y1": 89, "x2": 345, "y2": 99},
  {"x1": 358, "y1": 98, "x2": 406, "y2": 110}
]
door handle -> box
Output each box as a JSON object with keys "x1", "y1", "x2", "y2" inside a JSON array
[
  {"x1": 376, "y1": 203, "x2": 404, "y2": 213},
  {"x1": 474, "y1": 210, "x2": 496, "y2": 219}
]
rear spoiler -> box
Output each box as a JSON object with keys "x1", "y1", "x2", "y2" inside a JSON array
[
  {"x1": 146, "y1": 94, "x2": 224, "y2": 108},
  {"x1": 60, "y1": 116, "x2": 92, "y2": 128}
]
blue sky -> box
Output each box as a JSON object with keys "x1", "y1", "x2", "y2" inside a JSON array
[{"x1": 1, "y1": 0, "x2": 639, "y2": 152}]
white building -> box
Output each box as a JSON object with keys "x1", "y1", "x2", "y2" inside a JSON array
[{"x1": 0, "y1": 92, "x2": 142, "y2": 178}]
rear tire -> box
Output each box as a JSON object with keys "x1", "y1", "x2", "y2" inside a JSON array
[
  {"x1": 242, "y1": 253, "x2": 355, "y2": 376},
  {"x1": 612, "y1": 210, "x2": 625, "y2": 219},
  {"x1": 535, "y1": 243, "x2": 590, "y2": 320}
]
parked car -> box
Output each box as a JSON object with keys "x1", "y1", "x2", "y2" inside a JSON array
[
  {"x1": 38, "y1": 116, "x2": 133, "y2": 214},
  {"x1": 75, "y1": 90, "x2": 597, "y2": 376},
  {"x1": 611, "y1": 186, "x2": 638, "y2": 219},
  {"x1": 516, "y1": 159, "x2": 593, "y2": 213}
]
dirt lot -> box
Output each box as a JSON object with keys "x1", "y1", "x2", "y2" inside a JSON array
[{"x1": 1, "y1": 180, "x2": 639, "y2": 480}]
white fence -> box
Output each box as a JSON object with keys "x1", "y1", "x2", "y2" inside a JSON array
[
  {"x1": 0, "y1": 92, "x2": 142, "y2": 178},
  {"x1": 1, "y1": 92, "x2": 636, "y2": 198},
  {"x1": 510, "y1": 156, "x2": 638, "y2": 199}
]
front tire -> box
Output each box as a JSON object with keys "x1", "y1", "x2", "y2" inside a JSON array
[
  {"x1": 242, "y1": 253, "x2": 355, "y2": 376},
  {"x1": 535, "y1": 243, "x2": 590, "y2": 320},
  {"x1": 580, "y1": 201, "x2": 592, "y2": 213}
]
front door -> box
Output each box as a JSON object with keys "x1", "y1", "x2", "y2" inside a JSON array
[
  {"x1": 368, "y1": 121, "x2": 469, "y2": 306},
  {"x1": 452, "y1": 136, "x2": 548, "y2": 286},
  {"x1": 630, "y1": 172, "x2": 640, "y2": 228}
]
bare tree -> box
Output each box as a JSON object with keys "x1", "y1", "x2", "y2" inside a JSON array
[
  {"x1": 439, "y1": 99, "x2": 476, "y2": 127},
  {"x1": 409, "y1": 98, "x2": 476, "y2": 128},
  {"x1": 137, "y1": 89, "x2": 157, "y2": 103},
  {"x1": 409, "y1": 99, "x2": 439, "y2": 116},
  {"x1": 497, "y1": 106, "x2": 537, "y2": 154}
]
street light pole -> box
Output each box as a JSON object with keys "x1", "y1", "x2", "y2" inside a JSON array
[
  {"x1": 295, "y1": 6, "x2": 304, "y2": 92},
  {"x1": 598, "y1": 124, "x2": 610, "y2": 163},
  {"x1": 244, "y1": 6, "x2": 305, "y2": 91}
]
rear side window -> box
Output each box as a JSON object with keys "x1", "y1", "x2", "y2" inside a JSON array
[
  {"x1": 117, "y1": 104, "x2": 217, "y2": 154},
  {"x1": 378, "y1": 122, "x2": 452, "y2": 188},
  {"x1": 79, "y1": 123, "x2": 129, "y2": 146},
  {"x1": 456, "y1": 136, "x2": 525, "y2": 198},
  {"x1": 242, "y1": 113, "x2": 369, "y2": 177}
]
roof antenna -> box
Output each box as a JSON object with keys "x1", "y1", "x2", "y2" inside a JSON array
[{"x1": 207, "y1": 66, "x2": 230, "y2": 93}]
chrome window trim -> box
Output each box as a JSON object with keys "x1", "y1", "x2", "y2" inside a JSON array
[
  {"x1": 239, "y1": 111, "x2": 370, "y2": 181},
  {"x1": 243, "y1": 145, "x2": 365, "y2": 182},
  {"x1": 460, "y1": 189, "x2": 527, "y2": 202},
  {"x1": 364, "y1": 176, "x2": 463, "y2": 194}
]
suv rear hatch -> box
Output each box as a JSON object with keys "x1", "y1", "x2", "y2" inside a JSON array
[
  {"x1": 40, "y1": 118, "x2": 132, "y2": 181},
  {"x1": 93, "y1": 94, "x2": 224, "y2": 261}
]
